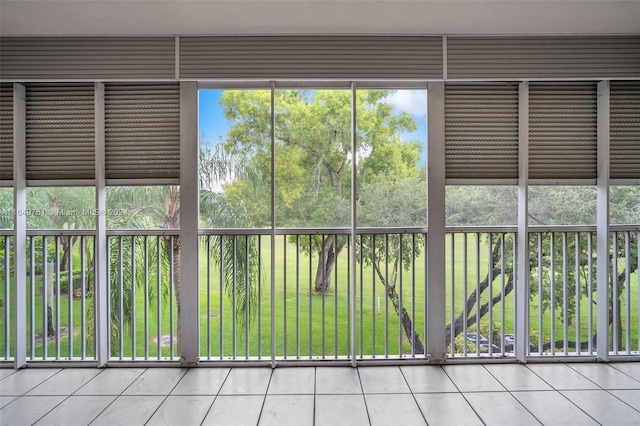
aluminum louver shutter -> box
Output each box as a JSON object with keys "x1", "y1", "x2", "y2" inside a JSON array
[
  {"x1": 445, "y1": 83, "x2": 519, "y2": 180},
  {"x1": 180, "y1": 36, "x2": 443, "y2": 79},
  {"x1": 25, "y1": 84, "x2": 95, "y2": 180},
  {"x1": 529, "y1": 82, "x2": 597, "y2": 180},
  {"x1": 448, "y1": 36, "x2": 640, "y2": 79},
  {"x1": 0, "y1": 37, "x2": 175, "y2": 80},
  {"x1": 610, "y1": 81, "x2": 640, "y2": 180},
  {"x1": 0, "y1": 84, "x2": 12, "y2": 180},
  {"x1": 105, "y1": 83, "x2": 180, "y2": 181}
]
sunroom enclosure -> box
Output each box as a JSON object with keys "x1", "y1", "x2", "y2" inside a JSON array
[{"x1": 0, "y1": 36, "x2": 639, "y2": 368}]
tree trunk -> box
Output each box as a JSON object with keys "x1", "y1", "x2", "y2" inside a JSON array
[
  {"x1": 167, "y1": 236, "x2": 181, "y2": 345},
  {"x1": 374, "y1": 261, "x2": 424, "y2": 354},
  {"x1": 314, "y1": 236, "x2": 343, "y2": 294},
  {"x1": 60, "y1": 236, "x2": 70, "y2": 272}
]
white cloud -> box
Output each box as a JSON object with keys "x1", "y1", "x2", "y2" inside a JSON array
[{"x1": 386, "y1": 90, "x2": 427, "y2": 117}]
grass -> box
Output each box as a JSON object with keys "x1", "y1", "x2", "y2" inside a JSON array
[{"x1": 0, "y1": 233, "x2": 637, "y2": 360}]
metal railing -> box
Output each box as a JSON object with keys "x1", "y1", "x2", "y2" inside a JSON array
[
  {"x1": 1, "y1": 225, "x2": 637, "y2": 365},
  {"x1": 106, "y1": 230, "x2": 180, "y2": 361},
  {"x1": 21, "y1": 231, "x2": 96, "y2": 362}
]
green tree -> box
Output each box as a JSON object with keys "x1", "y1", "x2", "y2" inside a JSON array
[{"x1": 220, "y1": 89, "x2": 422, "y2": 294}]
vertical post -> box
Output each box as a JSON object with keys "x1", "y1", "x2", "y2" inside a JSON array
[
  {"x1": 13, "y1": 83, "x2": 26, "y2": 369},
  {"x1": 179, "y1": 81, "x2": 200, "y2": 365},
  {"x1": 596, "y1": 80, "x2": 610, "y2": 361},
  {"x1": 270, "y1": 82, "x2": 277, "y2": 368},
  {"x1": 516, "y1": 81, "x2": 529, "y2": 362},
  {"x1": 427, "y1": 82, "x2": 446, "y2": 361},
  {"x1": 94, "y1": 82, "x2": 109, "y2": 367},
  {"x1": 350, "y1": 82, "x2": 358, "y2": 367}
]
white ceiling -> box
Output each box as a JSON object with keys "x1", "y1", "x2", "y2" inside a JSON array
[{"x1": 1, "y1": 0, "x2": 638, "y2": 36}]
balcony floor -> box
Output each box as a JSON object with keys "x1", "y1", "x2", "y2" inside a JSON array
[{"x1": 1, "y1": 362, "x2": 640, "y2": 425}]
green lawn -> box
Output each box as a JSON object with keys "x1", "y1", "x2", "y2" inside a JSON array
[{"x1": 0, "y1": 233, "x2": 637, "y2": 360}]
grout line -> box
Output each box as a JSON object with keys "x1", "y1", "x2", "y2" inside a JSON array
[
  {"x1": 255, "y1": 367, "x2": 275, "y2": 425},
  {"x1": 440, "y1": 365, "x2": 486, "y2": 425},
  {"x1": 398, "y1": 366, "x2": 429, "y2": 425},
  {"x1": 142, "y1": 367, "x2": 190, "y2": 425},
  {"x1": 481, "y1": 364, "x2": 546, "y2": 425},
  {"x1": 198, "y1": 367, "x2": 232, "y2": 426},
  {"x1": 87, "y1": 367, "x2": 150, "y2": 426},
  {"x1": 356, "y1": 367, "x2": 373, "y2": 426}
]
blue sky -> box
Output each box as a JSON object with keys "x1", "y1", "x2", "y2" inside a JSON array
[{"x1": 198, "y1": 89, "x2": 428, "y2": 162}]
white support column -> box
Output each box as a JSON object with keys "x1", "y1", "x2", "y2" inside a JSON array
[
  {"x1": 270, "y1": 81, "x2": 277, "y2": 368},
  {"x1": 427, "y1": 82, "x2": 446, "y2": 361},
  {"x1": 516, "y1": 81, "x2": 529, "y2": 363},
  {"x1": 596, "y1": 80, "x2": 610, "y2": 361},
  {"x1": 13, "y1": 83, "x2": 26, "y2": 369},
  {"x1": 179, "y1": 81, "x2": 200, "y2": 365},
  {"x1": 94, "y1": 82, "x2": 109, "y2": 367}
]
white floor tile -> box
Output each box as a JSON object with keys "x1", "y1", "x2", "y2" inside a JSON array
[
  {"x1": 512, "y1": 391, "x2": 598, "y2": 425},
  {"x1": 315, "y1": 394, "x2": 369, "y2": 426},
  {"x1": 611, "y1": 362, "x2": 640, "y2": 381},
  {"x1": 316, "y1": 367, "x2": 362, "y2": 394},
  {"x1": 0, "y1": 368, "x2": 60, "y2": 396},
  {"x1": 464, "y1": 392, "x2": 541, "y2": 426},
  {"x1": 171, "y1": 368, "x2": 229, "y2": 395},
  {"x1": 414, "y1": 393, "x2": 483, "y2": 426},
  {"x1": 609, "y1": 389, "x2": 640, "y2": 412},
  {"x1": 526, "y1": 364, "x2": 599, "y2": 390},
  {"x1": 146, "y1": 395, "x2": 215, "y2": 426},
  {"x1": 259, "y1": 394, "x2": 314, "y2": 426},
  {"x1": 0, "y1": 396, "x2": 17, "y2": 410},
  {"x1": 484, "y1": 364, "x2": 553, "y2": 391},
  {"x1": 218, "y1": 368, "x2": 272, "y2": 395},
  {"x1": 33, "y1": 395, "x2": 116, "y2": 426},
  {"x1": 443, "y1": 365, "x2": 505, "y2": 392},
  {"x1": 359, "y1": 366, "x2": 411, "y2": 393},
  {"x1": 26, "y1": 368, "x2": 101, "y2": 395},
  {"x1": 90, "y1": 395, "x2": 165, "y2": 426},
  {"x1": 401, "y1": 366, "x2": 458, "y2": 393},
  {"x1": 562, "y1": 390, "x2": 640, "y2": 425},
  {"x1": 0, "y1": 369, "x2": 17, "y2": 380},
  {"x1": 267, "y1": 367, "x2": 314, "y2": 394},
  {"x1": 568, "y1": 363, "x2": 640, "y2": 389},
  {"x1": 122, "y1": 368, "x2": 187, "y2": 395},
  {"x1": 75, "y1": 368, "x2": 145, "y2": 395},
  {"x1": 0, "y1": 396, "x2": 66, "y2": 425},
  {"x1": 365, "y1": 394, "x2": 427, "y2": 426},
  {"x1": 201, "y1": 395, "x2": 264, "y2": 426}
]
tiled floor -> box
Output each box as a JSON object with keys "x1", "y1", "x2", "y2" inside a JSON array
[{"x1": 1, "y1": 363, "x2": 640, "y2": 425}]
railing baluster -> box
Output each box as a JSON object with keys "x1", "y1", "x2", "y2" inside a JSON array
[
  {"x1": 42, "y1": 236, "x2": 47, "y2": 360},
  {"x1": 500, "y1": 233, "x2": 505, "y2": 356},
  {"x1": 463, "y1": 233, "x2": 468, "y2": 356},
  {"x1": 411, "y1": 233, "x2": 416, "y2": 358},
  {"x1": 575, "y1": 233, "x2": 581, "y2": 356},
  {"x1": 283, "y1": 235, "x2": 287, "y2": 359},
  {"x1": 475, "y1": 233, "x2": 480, "y2": 356},
  {"x1": 206, "y1": 235, "x2": 211, "y2": 360},
  {"x1": 245, "y1": 235, "x2": 249, "y2": 359},
  {"x1": 625, "y1": 231, "x2": 631, "y2": 353},
  {"x1": 450, "y1": 233, "x2": 455, "y2": 357},
  {"x1": 399, "y1": 234, "x2": 403, "y2": 358},
  {"x1": 488, "y1": 233, "x2": 493, "y2": 356},
  {"x1": 295, "y1": 235, "x2": 299, "y2": 359},
  {"x1": 55, "y1": 236, "x2": 61, "y2": 360},
  {"x1": 537, "y1": 233, "x2": 543, "y2": 354},
  {"x1": 338, "y1": 234, "x2": 343, "y2": 359},
  {"x1": 80, "y1": 236, "x2": 86, "y2": 360},
  {"x1": 232, "y1": 235, "x2": 237, "y2": 359},
  {"x1": 131, "y1": 236, "x2": 136, "y2": 360},
  {"x1": 372, "y1": 234, "x2": 376, "y2": 358},
  {"x1": 156, "y1": 236, "x2": 161, "y2": 360},
  {"x1": 168, "y1": 236, "x2": 173, "y2": 359},
  {"x1": 308, "y1": 235, "x2": 312, "y2": 359},
  {"x1": 143, "y1": 236, "x2": 149, "y2": 360},
  {"x1": 613, "y1": 232, "x2": 619, "y2": 354},
  {"x1": 29, "y1": 236, "x2": 35, "y2": 360},
  {"x1": 588, "y1": 232, "x2": 594, "y2": 355},
  {"x1": 219, "y1": 236, "x2": 224, "y2": 359},
  {"x1": 550, "y1": 232, "x2": 556, "y2": 356},
  {"x1": 258, "y1": 235, "x2": 263, "y2": 359},
  {"x1": 321, "y1": 235, "x2": 326, "y2": 359},
  {"x1": 68, "y1": 236, "x2": 74, "y2": 359},
  {"x1": 3, "y1": 236, "x2": 10, "y2": 360},
  {"x1": 118, "y1": 236, "x2": 124, "y2": 360},
  {"x1": 562, "y1": 232, "x2": 568, "y2": 355}
]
